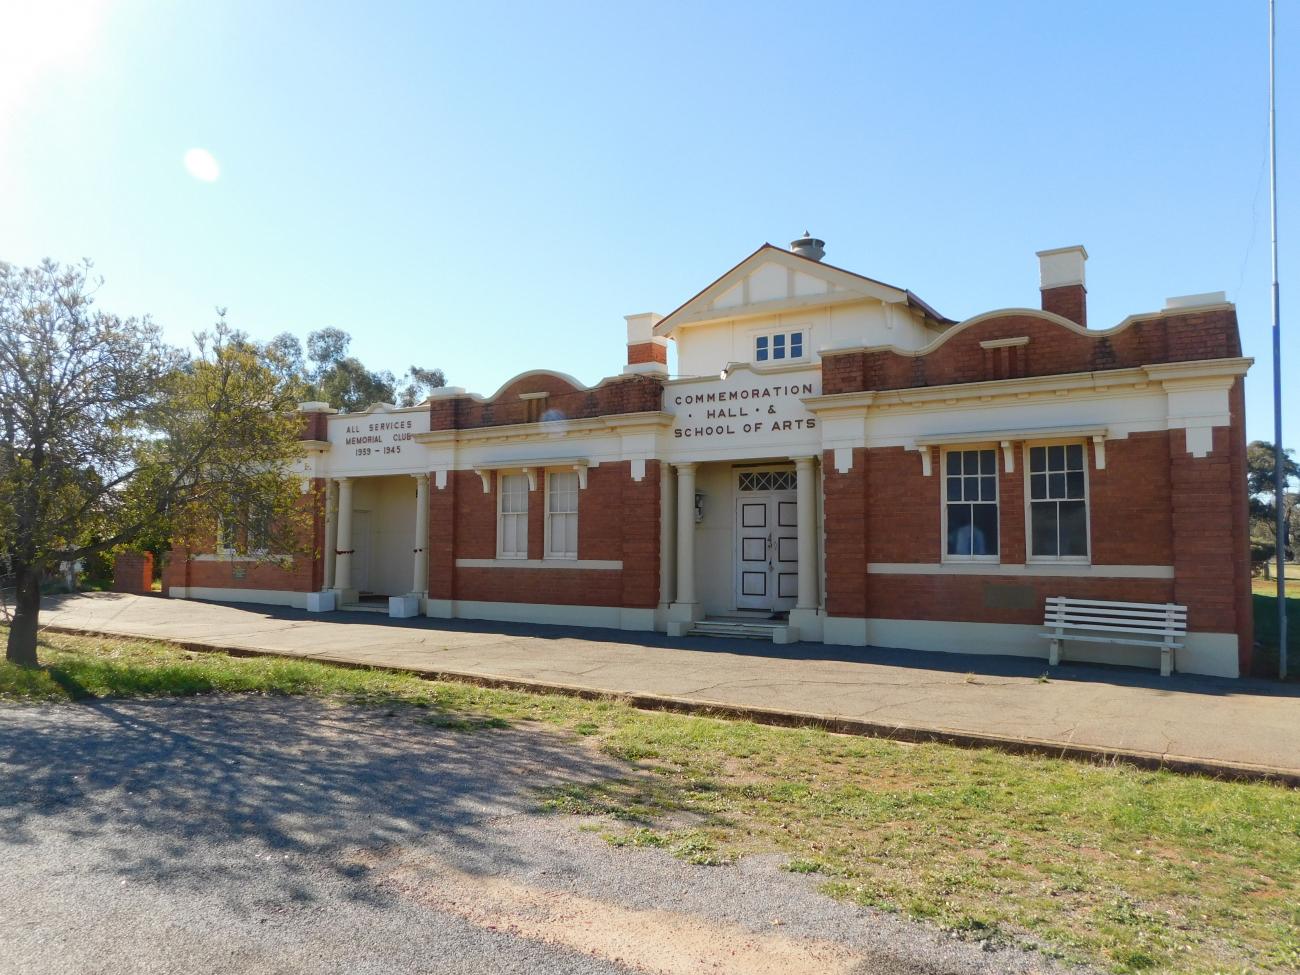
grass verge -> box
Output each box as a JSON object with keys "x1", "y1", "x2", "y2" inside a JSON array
[{"x1": 3, "y1": 626, "x2": 1298, "y2": 974}]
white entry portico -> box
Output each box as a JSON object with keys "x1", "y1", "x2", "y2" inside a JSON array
[{"x1": 662, "y1": 364, "x2": 826, "y2": 641}]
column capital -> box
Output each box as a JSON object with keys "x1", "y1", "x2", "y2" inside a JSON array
[
  {"x1": 335, "y1": 476, "x2": 352, "y2": 485},
  {"x1": 792, "y1": 455, "x2": 817, "y2": 467},
  {"x1": 673, "y1": 461, "x2": 698, "y2": 473},
  {"x1": 411, "y1": 472, "x2": 430, "y2": 482}
]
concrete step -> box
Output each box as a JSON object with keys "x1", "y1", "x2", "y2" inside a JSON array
[{"x1": 688, "y1": 620, "x2": 785, "y2": 641}]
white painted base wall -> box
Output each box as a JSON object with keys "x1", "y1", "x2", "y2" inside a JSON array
[
  {"x1": 427, "y1": 598, "x2": 656, "y2": 632},
  {"x1": 169, "y1": 586, "x2": 311, "y2": 610},
  {"x1": 822, "y1": 616, "x2": 1239, "y2": 678}
]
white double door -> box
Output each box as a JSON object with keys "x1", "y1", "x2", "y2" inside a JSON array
[{"x1": 734, "y1": 483, "x2": 798, "y2": 613}]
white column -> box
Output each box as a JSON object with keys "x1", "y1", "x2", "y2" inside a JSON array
[
  {"x1": 333, "y1": 477, "x2": 353, "y2": 593},
  {"x1": 323, "y1": 479, "x2": 337, "y2": 591},
  {"x1": 674, "y1": 462, "x2": 697, "y2": 607},
  {"x1": 795, "y1": 456, "x2": 818, "y2": 610},
  {"x1": 658, "y1": 462, "x2": 676, "y2": 615},
  {"x1": 411, "y1": 473, "x2": 429, "y2": 595}
]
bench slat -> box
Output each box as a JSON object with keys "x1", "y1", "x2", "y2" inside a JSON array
[
  {"x1": 1047, "y1": 620, "x2": 1184, "y2": 637},
  {"x1": 1040, "y1": 633, "x2": 1183, "y2": 648},
  {"x1": 1049, "y1": 615, "x2": 1186, "y2": 631},
  {"x1": 1044, "y1": 597, "x2": 1184, "y2": 611},
  {"x1": 1045, "y1": 602, "x2": 1185, "y2": 617},
  {"x1": 1047, "y1": 609, "x2": 1186, "y2": 624}
]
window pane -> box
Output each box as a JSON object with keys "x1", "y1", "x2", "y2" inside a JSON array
[
  {"x1": 1048, "y1": 445, "x2": 1065, "y2": 470},
  {"x1": 947, "y1": 452, "x2": 961, "y2": 475},
  {"x1": 565, "y1": 515, "x2": 578, "y2": 554},
  {"x1": 1048, "y1": 472, "x2": 1065, "y2": 498},
  {"x1": 755, "y1": 336, "x2": 768, "y2": 361},
  {"x1": 980, "y1": 475, "x2": 996, "y2": 501},
  {"x1": 963, "y1": 451, "x2": 978, "y2": 474},
  {"x1": 946, "y1": 477, "x2": 961, "y2": 501},
  {"x1": 964, "y1": 476, "x2": 980, "y2": 501},
  {"x1": 1066, "y1": 471, "x2": 1085, "y2": 499},
  {"x1": 1030, "y1": 473, "x2": 1047, "y2": 500},
  {"x1": 790, "y1": 333, "x2": 803, "y2": 357},
  {"x1": 947, "y1": 503, "x2": 973, "y2": 555},
  {"x1": 772, "y1": 334, "x2": 786, "y2": 359},
  {"x1": 979, "y1": 450, "x2": 996, "y2": 475},
  {"x1": 1066, "y1": 444, "x2": 1084, "y2": 469},
  {"x1": 756, "y1": 347, "x2": 768, "y2": 361},
  {"x1": 1059, "y1": 500, "x2": 1088, "y2": 556},
  {"x1": 972, "y1": 502, "x2": 999, "y2": 556},
  {"x1": 1031, "y1": 502, "x2": 1059, "y2": 556},
  {"x1": 1030, "y1": 447, "x2": 1046, "y2": 473}
]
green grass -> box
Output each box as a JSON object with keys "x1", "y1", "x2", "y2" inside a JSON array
[
  {"x1": 3, "y1": 627, "x2": 1299, "y2": 974},
  {"x1": 1253, "y1": 589, "x2": 1300, "y2": 680}
]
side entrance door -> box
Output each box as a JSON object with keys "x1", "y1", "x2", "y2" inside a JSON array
[{"x1": 733, "y1": 470, "x2": 798, "y2": 613}]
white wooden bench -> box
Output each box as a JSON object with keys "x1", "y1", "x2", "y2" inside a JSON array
[{"x1": 1042, "y1": 596, "x2": 1187, "y2": 676}]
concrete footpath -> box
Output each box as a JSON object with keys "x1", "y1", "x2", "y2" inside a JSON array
[{"x1": 39, "y1": 592, "x2": 1300, "y2": 784}]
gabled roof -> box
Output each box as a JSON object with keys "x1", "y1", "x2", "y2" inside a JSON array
[{"x1": 653, "y1": 243, "x2": 952, "y2": 336}]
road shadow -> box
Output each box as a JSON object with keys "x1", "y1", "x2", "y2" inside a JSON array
[{"x1": 0, "y1": 696, "x2": 622, "y2": 911}]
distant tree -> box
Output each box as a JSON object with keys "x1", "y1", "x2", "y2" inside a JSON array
[
  {"x1": 1247, "y1": 440, "x2": 1299, "y2": 574},
  {"x1": 396, "y1": 364, "x2": 447, "y2": 407},
  {"x1": 299, "y1": 327, "x2": 444, "y2": 411},
  {"x1": 0, "y1": 260, "x2": 309, "y2": 667}
]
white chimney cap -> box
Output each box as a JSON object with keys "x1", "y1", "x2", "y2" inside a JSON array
[
  {"x1": 1164, "y1": 291, "x2": 1228, "y2": 310},
  {"x1": 625, "y1": 312, "x2": 663, "y2": 343},
  {"x1": 297, "y1": 401, "x2": 333, "y2": 412},
  {"x1": 1036, "y1": 245, "x2": 1088, "y2": 290}
]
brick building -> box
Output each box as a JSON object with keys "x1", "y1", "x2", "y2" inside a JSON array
[{"x1": 164, "y1": 236, "x2": 1253, "y2": 676}]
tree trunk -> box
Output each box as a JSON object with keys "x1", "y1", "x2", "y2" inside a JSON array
[{"x1": 5, "y1": 566, "x2": 42, "y2": 667}]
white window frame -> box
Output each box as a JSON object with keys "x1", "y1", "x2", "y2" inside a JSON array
[
  {"x1": 753, "y1": 326, "x2": 809, "y2": 366},
  {"x1": 496, "y1": 472, "x2": 530, "y2": 559},
  {"x1": 544, "y1": 470, "x2": 580, "y2": 560},
  {"x1": 1023, "y1": 441, "x2": 1092, "y2": 564},
  {"x1": 941, "y1": 446, "x2": 1001, "y2": 563},
  {"x1": 216, "y1": 516, "x2": 238, "y2": 557}
]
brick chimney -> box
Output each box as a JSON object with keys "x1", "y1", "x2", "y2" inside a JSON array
[
  {"x1": 623, "y1": 312, "x2": 667, "y2": 376},
  {"x1": 1036, "y1": 245, "x2": 1087, "y2": 327}
]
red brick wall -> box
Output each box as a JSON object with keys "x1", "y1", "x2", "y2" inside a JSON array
[
  {"x1": 112, "y1": 552, "x2": 154, "y2": 594},
  {"x1": 429, "y1": 373, "x2": 664, "y2": 431},
  {"x1": 1168, "y1": 381, "x2": 1253, "y2": 670},
  {"x1": 1041, "y1": 284, "x2": 1086, "y2": 326},
  {"x1": 822, "y1": 308, "x2": 1241, "y2": 395},
  {"x1": 822, "y1": 448, "x2": 868, "y2": 618},
  {"x1": 428, "y1": 462, "x2": 659, "y2": 609},
  {"x1": 821, "y1": 431, "x2": 1246, "y2": 651},
  {"x1": 627, "y1": 342, "x2": 667, "y2": 365},
  {"x1": 163, "y1": 480, "x2": 325, "y2": 596},
  {"x1": 866, "y1": 575, "x2": 1175, "y2": 625}
]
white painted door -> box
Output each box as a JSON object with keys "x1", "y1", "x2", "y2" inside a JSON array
[
  {"x1": 352, "y1": 510, "x2": 372, "y2": 593},
  {"x1": 733, "y1": 470, "x2": 799, "y2": 613}
]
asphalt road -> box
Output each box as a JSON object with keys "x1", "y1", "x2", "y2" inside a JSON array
[{"x1": 0, "y1": 696, "x2": 1083, "y2": 974}]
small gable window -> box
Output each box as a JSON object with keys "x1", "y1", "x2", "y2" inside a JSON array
[{"x1": 754, "y1": 329, "x2": 806, "y2": 364}]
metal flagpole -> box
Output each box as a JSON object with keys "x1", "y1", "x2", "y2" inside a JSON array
[{"x1": 1269, "y1": 0, "x2": 1288, "y2": 678}]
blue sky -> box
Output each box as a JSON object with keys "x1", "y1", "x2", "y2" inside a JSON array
[{"x1": 0, "y1": 1, "x2": 1294, "y2": 445}]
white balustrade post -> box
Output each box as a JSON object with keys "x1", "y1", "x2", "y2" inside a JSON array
[
  {"x1": 333, "y1": 477, "x2": 353, "y2": 594},
  {"x1": 674, "y1": 463, "x2": 697, "y2": 608},
  {"x1": 795, "y1": 456, "x2": 818, "y2": 610},
  {"x1": 323, "y1": 478, "x2": 337, "y2": 591},
  {"x1": 411, "y1": 473, "x2": 430, "y2": 596}
]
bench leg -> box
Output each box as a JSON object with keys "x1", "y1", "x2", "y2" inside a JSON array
[
  {"x1": 1049, "y1": 638, "x2": 1060, "y2": 667},
  {"x1": 1161, "y1": 645, "x2": 1173, "y2": 678}
]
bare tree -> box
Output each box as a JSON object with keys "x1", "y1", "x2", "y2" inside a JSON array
[{"x1": 0, "y1": 260, "x2": 309, "y2": 667}]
